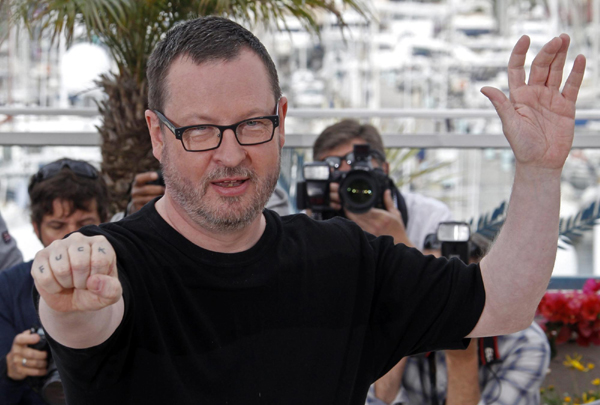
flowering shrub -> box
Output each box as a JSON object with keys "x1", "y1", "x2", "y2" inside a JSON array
[{"x1": 537, "y1": 279, "x2": 600, "y2": 357}]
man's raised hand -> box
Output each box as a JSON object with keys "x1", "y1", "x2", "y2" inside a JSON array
[
  {"x1": 31, "y1": 233, "x2": 121, "y2": 313},
  {"x1": 481, "y1": 34, "x2": 586, "y2": 171}
]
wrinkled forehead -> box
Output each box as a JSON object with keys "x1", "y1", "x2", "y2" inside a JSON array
[{"x1": 162, "y1": 50, "x2": 275, "y2": 113}]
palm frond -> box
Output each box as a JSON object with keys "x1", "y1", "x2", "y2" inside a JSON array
[
  {"x1": 10, "y1": 0, "x2": 369, "y2": 84},
  {"x1": 467, "y1": 199, "x2": 600, "y2": 250}
]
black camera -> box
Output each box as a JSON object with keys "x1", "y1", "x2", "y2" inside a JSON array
[
  {"x1": 297, "y1": 144, "x2": 395, "y2": 219},
  {"x1": 27, "y1": 327, "x2": 65, "y2": 405}
]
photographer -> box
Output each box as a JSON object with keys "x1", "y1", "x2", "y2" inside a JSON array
[
  {"x1": 310, "y1": 119, "x2": 452, "y2": 250},
  {"x1": 367, "y1": 233, "x2": 551, "y2": 405},
  {"x1": 0, "y1": 158, "x2": 108, "y2": 404}
]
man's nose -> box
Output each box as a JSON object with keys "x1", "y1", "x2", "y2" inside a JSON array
[
  {"x1": 65, "y1": 224, "x2": 79, "y2": 235},
  {"x1": 339, "y1": 161, "x2": 352, "y2": 171},
  {"x1": 212, "y1": 129, "x2": 247, "y2": 166}
]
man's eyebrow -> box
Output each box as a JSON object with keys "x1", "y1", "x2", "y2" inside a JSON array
[{"x1": 179, "y1": 109, "x2": 273, "y2": 124}]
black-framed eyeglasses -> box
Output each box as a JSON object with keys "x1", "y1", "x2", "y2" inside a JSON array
[
  {"x1": 323, "y1": 149, "x2": 386, "y2": 170},
  {"x1": 33, "y1": 158, "x2": 99, "y2": 184},
  {"x1": 153, "y1": 99, "x2": 281, "y2": 152}
]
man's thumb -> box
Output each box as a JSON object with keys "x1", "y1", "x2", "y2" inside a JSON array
[
  {"x1": 480, "y1": 86, "x2": 515, "y2": 123},
  {"x1": 87, "y1": 274, "x2": 122, "y2": 304}
]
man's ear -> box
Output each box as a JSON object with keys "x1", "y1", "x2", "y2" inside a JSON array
[
  {"x1": 383, "y1": 161, "x2": 390, "y2": 175},
  {"x1": 145, "y1": 110, "x2": 164, "y2": 161},
  {"x1": 277, "y1": 96, "x2": 288, "y2": 148}
]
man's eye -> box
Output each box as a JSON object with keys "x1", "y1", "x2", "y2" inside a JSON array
[
  {"x1": 48, "y1": 224, "x2": 64, "y2": 230},
  {"x1": 189, "y1": 126, "x2": 211, "y2": 134}
]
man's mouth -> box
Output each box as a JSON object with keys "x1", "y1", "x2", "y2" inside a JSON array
[{"x1": 212, "y1": 179, "x2": 247, "y2": 188}]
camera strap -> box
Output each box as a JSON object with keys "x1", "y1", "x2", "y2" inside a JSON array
[
  {"x1": 426, "y1": 352, "x2": 441, "y2": 405},
  {"x1": 478, "y1": 336, "x2": 501, "y2": 365},
  {"x1": 422, "y1": 337, "x2": 500, "y2": 405},
  {"x1": 391, "y1": 184, "x2": 409, "y2": 228}
]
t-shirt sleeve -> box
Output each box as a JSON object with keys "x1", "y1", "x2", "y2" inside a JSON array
[{"x1": 366, "y1": 236, "x2": 485, "y2": 379}]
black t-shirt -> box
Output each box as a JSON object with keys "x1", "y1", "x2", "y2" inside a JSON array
[{"x1": 44, "y1": 201, "x2": 485, "y2": 404}]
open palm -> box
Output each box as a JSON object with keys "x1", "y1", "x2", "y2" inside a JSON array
[{"x1": 481, "y1": 34, "x2": 586, "y2": 170}]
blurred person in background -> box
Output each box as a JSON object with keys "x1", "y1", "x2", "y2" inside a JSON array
[
  {"x1": 367, "y1": 234, "x2": 551, "y2": 405},
  {"x1": 0, "y1": 212, "x2": 23, "y2": 272},
  {"x1": 0, "y1": 158, "x2": 108, "y2": 405},
  {"x1": 310, "y1": 119, "x2": 452, "y2": 250}
]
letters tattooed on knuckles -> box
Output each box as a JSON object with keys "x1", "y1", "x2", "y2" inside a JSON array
[
  {"x1": 39, "y1": 265, "x2": 44, "y2": 274},
  {"x1": 77, "y1": 246, "x2": 84, "y2": 252}
]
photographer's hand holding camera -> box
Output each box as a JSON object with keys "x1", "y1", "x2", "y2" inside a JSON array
[
  {"x1": 305, "y1": 122, "x2": 420, "y2": 248},
  {"x1": 325, "y1": 157, "x2": 413, "y2": 247},
  {"x1": 5, "y1": 330, "x2": 48, "y2": 380},
  {"x1": 129, "y1": 171, "x2": 166, "y2": 215}
]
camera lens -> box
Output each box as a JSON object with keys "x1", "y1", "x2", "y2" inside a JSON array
[
  {"x1": 345, "y1": 178, "x2": 374, "y2": 204},
  {"x1": 339, "y1": 171, "x2": 378, "y2": 213}
]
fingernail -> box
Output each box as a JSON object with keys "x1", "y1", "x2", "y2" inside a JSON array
[{"x1": 89, "y1": 277, "x2": 102, "y2": 292}]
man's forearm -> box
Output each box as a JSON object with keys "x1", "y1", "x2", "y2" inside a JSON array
[
  {"x1": 39, "y1": 296, "x2": 124, "y2": 349},
  {"x1": 472, "y1": 164, "x2": 561, "y2": 336},
  {"x1": 374, "y1": 358, "x2": 407, "y2": 404},
  {"x1": 445, "y1": 341, "x2": 481, "y2": 405}
]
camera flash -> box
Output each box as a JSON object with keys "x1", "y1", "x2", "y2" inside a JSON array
[
  {"x1": 304, "y1": 164, "x2": 330, "y2": 181},
  {"x1": 437, "y1": 222, "x2": 470, "y2": 242}
]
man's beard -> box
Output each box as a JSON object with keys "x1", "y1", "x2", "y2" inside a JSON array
[{"x1": 161, "y1": 142, "x2": 280, "y2": 233}]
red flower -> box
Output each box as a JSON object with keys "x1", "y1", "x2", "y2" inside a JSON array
[
  {"x1": 539, "y1": 292, "x2": 577, "y2": 323},
  {"x1": 556, "y1": 324, "x2": 572, "y2": 344},
  {"x1": 537, "y1": 279, "x2": 600, "y2": 350},
  {"x1": 581, "y1": 294, "x2": 600, "y2": 322},
  {"x1": 583, "y1": 279, "x2": 600, "y2": 294}
]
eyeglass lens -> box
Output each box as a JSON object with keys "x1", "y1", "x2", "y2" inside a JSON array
[{"x1": 182, "y1": 118, "x2": 275, "y2": 151}]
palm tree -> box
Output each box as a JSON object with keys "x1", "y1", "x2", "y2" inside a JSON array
[{"x1": 9, "y1": 0, "x2": 367, "y2": 215}]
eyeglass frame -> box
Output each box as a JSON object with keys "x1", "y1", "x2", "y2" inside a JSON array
[
  {"x1": 322, "y1": 149, "x2": 387, "y2": 171},
  {"x1": 153, "y1": 98, "x2": 281, "y2": 152}
]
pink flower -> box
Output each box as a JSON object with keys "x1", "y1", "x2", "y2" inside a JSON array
[
  {"x1": 583, "y1": 279, "x2": 600, "y2": 294},
  {"x1": 537, "y1": 280, "x2": 600, "y2": 349}
]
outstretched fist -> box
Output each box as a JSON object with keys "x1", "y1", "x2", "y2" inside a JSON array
[{"x1": 31, "y1": 233, "x2": 121, "y2": 313}]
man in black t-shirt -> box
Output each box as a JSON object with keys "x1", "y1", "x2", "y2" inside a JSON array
[{"x1": 30, "y1": 16, "x2": 585, "y2": 404}]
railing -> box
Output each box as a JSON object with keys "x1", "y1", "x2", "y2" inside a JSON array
[{"x1": 1, "y1": 107, "x2": 600, "y2": 148}]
